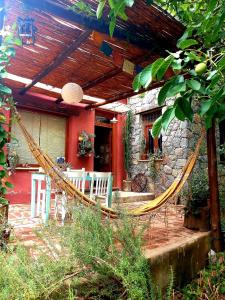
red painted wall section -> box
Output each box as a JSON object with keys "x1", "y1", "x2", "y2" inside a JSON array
[
  {"x1": 7, "y1": 106, "x2": 125, "y2": 204},
  {"x1": 66, "y1": 109, "x2": 95, "y2": 171},
  {"x1": 7, "y1": 171, "x2": 32, "y2": 204}
]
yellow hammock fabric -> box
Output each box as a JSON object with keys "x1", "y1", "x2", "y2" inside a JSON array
[{"x1": 15, "y1": 111, "x2": 204, "y2": 219}]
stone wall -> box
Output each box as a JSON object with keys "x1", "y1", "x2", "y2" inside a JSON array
[{"x1": 128, "y1": 89, "x2": 192, "y2": 195}]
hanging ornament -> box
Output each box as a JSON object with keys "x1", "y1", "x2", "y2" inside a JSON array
[{"x1": 61, "y1": 83, "x2": 83, "y2": 104}]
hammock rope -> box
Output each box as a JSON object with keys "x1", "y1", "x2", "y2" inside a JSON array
[{"x1": 15, "y1": 110, "x2": 204, "y2": 219}]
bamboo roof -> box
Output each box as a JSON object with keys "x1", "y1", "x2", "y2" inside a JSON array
[{"x1": 4, "y1": 0, "x2": 184, "y2": 110}]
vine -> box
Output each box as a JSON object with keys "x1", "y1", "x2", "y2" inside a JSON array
[
  {"x1": 123, "y1": 110, "x2": 133, "y2": 179},
  {"x1": 0, "y1": 29, "x2": 21, "y2": 206}
]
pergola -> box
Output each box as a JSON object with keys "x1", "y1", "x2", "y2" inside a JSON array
[{"x1": 4, "y1": 0, "x2": 184, "y2": 114}]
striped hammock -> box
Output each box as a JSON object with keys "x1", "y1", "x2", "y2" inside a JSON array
[{"x1": 15, "y1": 111, "x2": 204, "y2": 219}]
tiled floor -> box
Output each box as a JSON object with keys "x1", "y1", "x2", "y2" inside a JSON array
[{"x1": 8, "y1": 203, "x2": 197, "y2": 253}]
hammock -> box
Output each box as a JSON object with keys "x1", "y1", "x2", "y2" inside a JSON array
[{"x1": 15, "y1": 111, "x2": 204, "y2": 219}]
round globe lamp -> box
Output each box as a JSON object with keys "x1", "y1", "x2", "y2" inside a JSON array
[{"x1": 61, "y1": 82, "x2": 83, "y2": 104}]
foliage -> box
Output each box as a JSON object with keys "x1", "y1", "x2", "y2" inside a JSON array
[
  {"x1": 96, "y1": 0, "x2": 225, "y2": 137},
  {"x1": 184, "y1": 168, "x2": 209, "y2": 216},
  {"x1": 0, "y1": 29, "x2": 21, "y2": 205},
  {"x1": 0, "y1": 206, "x2": 176, "y2": 299},
  {"x1": 179, "y1": 252, "x2": 225, "y2": 299},
  {"x1": 123, "y1": 110, "x2": 133, "y2": 178},
  {"x1": 77, "y1": 130, "x2": 95, "y2": 157}
]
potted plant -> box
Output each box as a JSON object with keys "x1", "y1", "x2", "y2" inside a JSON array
[
  {"x1": 183, "y1": 169, "x2": 210, "y2": 231},
  {"x1": 77, "y1": 131, "x2": 95, "y2": 158}
]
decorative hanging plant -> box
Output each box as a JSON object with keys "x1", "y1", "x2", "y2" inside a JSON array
[{"x1": 77, "y1": 130, "x2": 95, "y2": 157}]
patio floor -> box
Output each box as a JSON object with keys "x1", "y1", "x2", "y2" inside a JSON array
[{"x1": 8, "y1": 203, "x2": 201, "y2": 252}]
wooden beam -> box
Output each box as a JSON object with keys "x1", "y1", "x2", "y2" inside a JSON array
[
  {"x1": 82, "y1": 53, "x2": 156, "y2": 91},
  {"x1": 19, "y1": 30, "x2": 91, "y2": 95},
  {"x1": 22, "y1": 0, "x2": 166, "y2": 53},
  {"x1": 207, "y1": 121, "x2": 224, "y2": 252},
  {"x1": 13, "y1": 91, "x2": 82, "y2": 116},
  {"x1": 86, "y1": 80, "x2": 165, "y2": 109}
]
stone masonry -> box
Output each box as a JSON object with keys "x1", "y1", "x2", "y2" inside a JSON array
[{"x1": 128, "y1": 89, "x2": 192, "y2": 195}]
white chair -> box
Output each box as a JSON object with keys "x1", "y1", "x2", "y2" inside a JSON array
[
  {"x1": 54, "y1": 169, "x2": 86, "y2": 224},
  {"x1": 89, "y1": 172, "x2": 112, "y2": 207},
  {"x1": 31, "y1": 173, "x2": 51, "y2": 223}
]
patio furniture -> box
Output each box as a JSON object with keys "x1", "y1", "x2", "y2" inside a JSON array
[
  {"x1": 31, "y1": 173, "x2": 51, "y2": 223},
  {"x1": 89, "y1": 172, "x2": 113, "y2": 208},
  {"x1": 55, "y1": 169, "x2": 86, "y2": 224},
  {"x1": 20, "y1": 113, "x2": 204, "y2": 218}
]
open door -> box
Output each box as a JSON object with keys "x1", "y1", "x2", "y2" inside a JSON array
[{"x1": 94, "y1": 125, "x2": 112, "y2": 172}]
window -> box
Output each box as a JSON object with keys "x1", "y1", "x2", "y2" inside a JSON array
[
  {"x1": 219, "y1": 119, "x2": 225, "y2": 162},
  {"x1": 10, "y1": 109, "x2": 66, "y2": 165},
  {"x1": 141, "y1": 108, "x2": 162, "y2": 157}
]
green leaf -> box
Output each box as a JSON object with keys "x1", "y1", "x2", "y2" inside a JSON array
[
  {"x1": 152, "y1": 116, "x2": 162, "y2": 138},
  {"x1": 0, "y1": 170, "x2": 6, "y2": 178},
  {"x1": 166, "y1": 82, "x2": 186, "y2": 97},
  {"x1": 96, "y1": 0, "x2": 106, "y2": 19},
  {"x1": 175, "y1": 98, "x2": 193, "y2": 121},
  {"x1": 124, "y1": 0, "x2": 134, "y2": 7},
  {"x1": 151, "y1": 58, "x2": 164, "y2": 79},
  {"x1": 175, "y1": 103, "x2": 186, "y2": 121},
  {"x1": 1, "y1": 187, "x2": 7, "y2": 195},
  {"x1": 200, "y1": 100, "x2": 212, "y2": 116},
  {"x1": 157, "y1": 56, "x2": 174, "y2": 80},
  {"x1": 161, "y1": 107, "x2": 175, "y2": 131},
  {"x1": 109, "y1": 18, "x2": 116, "y2": 37},
  {"x1": 187, "y1": 79, "x2": 201, "y2": 91},
  {"x1": 206, "y1": 70, "x2": 217, "y2": 80},
  {"x1": 0, "y1": 197, "x2": 8, "y2": 205},
  {"x1": 208, "y1": 0, "x2": 217, "y2": 11},
  {"x1": 0, "y1": 84, "x2": 11, "y2": 94},
  {"x1": 108, "y1": 0, "x2": 115, "y2": 9},
  {"x1": 132, "y1": 73, "x2": 142, "y2": 92},
  {"x1": 177, "y1": 39, "x2": 198, "y2": 50},
  {"x1": 5, "y1": 181, "x2": 14, "y2": 188},
  {"x1": 217, "y1": 57, "x2": 225, "y2": 71},
  {"x1": 157, "y1": 81, "x2": 173, "y2": 106},
  {"x1": 0, "y1": 151, "x2": 6, "y2": 164},
  {"x1": 140, "y1": 65, "x2": 152, "y2": 89}
]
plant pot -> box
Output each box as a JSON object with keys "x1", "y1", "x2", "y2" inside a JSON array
[
  {"x1": 140, "y1": 154, "x2": 148, "y2": 160},
  {"x1": 123, "y1": 180, "x2": 132, "y2": 192},
  {"x1": 183, "y1": 206, "x2": 210, "y2": 232}
]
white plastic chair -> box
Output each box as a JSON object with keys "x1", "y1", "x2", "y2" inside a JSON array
[
  {"x1": 89, "y1": 172, "x2": 112, "y2": 207},
  {"x1": 54, "y1": 169, "x2": 86, "y2": 224}
]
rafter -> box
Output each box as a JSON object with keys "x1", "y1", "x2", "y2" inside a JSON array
[
  {"x1": 82, "y1": 53, "x2": 157, "y2": 91},
  {"x1": 19, "y1": 30, "x2": 91, "y2": 95},
  {"x1": 22, "y1": 0, "x2": 166, "y2": 53},
  {"x1": 86, "y1": 80, "x2": 166, "y2": 109}
]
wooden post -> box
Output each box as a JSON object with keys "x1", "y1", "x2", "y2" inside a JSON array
[{"x1": 207, "y1": 120, "x2": 224, "y2": 252}]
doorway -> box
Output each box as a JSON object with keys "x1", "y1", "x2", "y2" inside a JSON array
[{"x1": 94, "y1": 125, "x2": 112, "y2": 172}]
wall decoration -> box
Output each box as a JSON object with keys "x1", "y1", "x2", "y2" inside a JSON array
[
  {"x1": 100, "y1": 41, "x2": 113, "y2": 56},
  {"x1": 92, "y1": 30, "x2": 104, "y2": 46},
  {"x1": 122, "y1": 59, "x2": 135, "y2": 75},
  {"x1": 77, "y1": 130, "x2": 95, "y2": 157}
]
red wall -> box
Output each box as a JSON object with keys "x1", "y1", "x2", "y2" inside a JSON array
[
  {"x1": 7, "y1": 106, "x2": 125, "y2": 204},
  {"x1": 66, "y1": 109, "x2": 95, "y2": 171}
]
